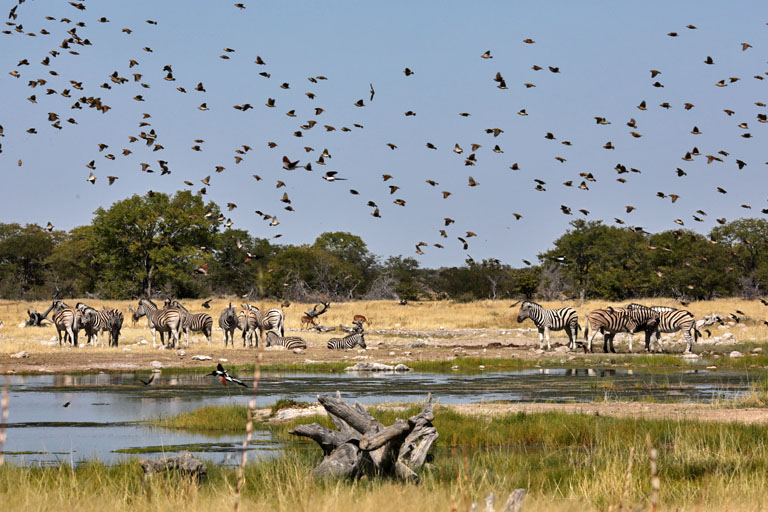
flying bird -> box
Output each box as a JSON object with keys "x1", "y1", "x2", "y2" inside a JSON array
[{"x1": 208, "y1": 363, "x2": 247, "y2": 387}]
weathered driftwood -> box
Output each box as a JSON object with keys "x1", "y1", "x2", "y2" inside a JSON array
[
  {"x1": 290, "y1": 392, "x2": 437, "y2": 483},
  {"x1": 25, "y1": 310, "x2": 49, "y2": 326},
  {"x1": 139, "y1": 452, "x2": 207, "y2": 481}
]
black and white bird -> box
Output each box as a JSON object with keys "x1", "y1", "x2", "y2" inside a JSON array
[
  {"x1": 208, "y1": 363, "x2": 247, "y2": 387},
  {"x1": 322, "y1": 171, "x2": 347, "y2": 182}
]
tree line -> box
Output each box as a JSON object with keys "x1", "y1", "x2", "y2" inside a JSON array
[{"x1": 2, "y1": 190, "x2": 768, "y2": 302}]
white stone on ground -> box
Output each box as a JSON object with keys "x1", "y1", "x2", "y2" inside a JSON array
[
  {"x1": 191, "y1": 355, "x2": 212, "y2": 361},
  {"x1": 150, "y1": 360, "x2": 163, "y2": 368}
]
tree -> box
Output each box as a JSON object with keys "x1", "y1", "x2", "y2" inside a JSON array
[
  {"x1": 90, "y1": 191, "x2": 220, "y2": 298},
  {"x1": 710, "y1": 218, "x2": 768, "y2": 296},
  {"x1": 46, "y1": 225, "x2": 98, "y2": 297},
  {"x1": 0, "y1": 223, "x2": 60, "y2": 298}
]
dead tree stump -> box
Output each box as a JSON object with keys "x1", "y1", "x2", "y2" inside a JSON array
[{"x1": 290, "y1": 393, "x2": 438, "y2": 483}]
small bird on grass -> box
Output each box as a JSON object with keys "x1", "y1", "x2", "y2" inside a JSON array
[{"x1": 208, "y1": 363, "x2": 247, "y2": 387}]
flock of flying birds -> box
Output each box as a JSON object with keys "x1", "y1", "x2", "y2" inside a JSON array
[{"x1": 2, "y1": 1, "x2": 767, "y2": 267}]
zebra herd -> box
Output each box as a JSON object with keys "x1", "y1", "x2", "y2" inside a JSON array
[
  {"x1": 516, "y1": 300, "x2": 700, "y2": 354},
  {"x1": 45, "y1": 298, "x2": 368, "y2": 351}
]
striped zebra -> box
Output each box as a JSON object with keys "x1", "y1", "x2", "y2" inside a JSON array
[
  {"x1": 327, "y1": 332, "x2": 366, "y2": 350},
  {"x1": 237, "y1": 308, "x2": 259, "y2": 348},
  {"x1": 106, "y1": 309, "x2": 124, "y2": 347},
  {"x1": 133, "y1": 298, "x2": 183, "y2": 348},
  {"x1": 164, "y1": 299, "x2": 213, "y2": 344},
  {"x1": 515, "y1": 301, "x2": 580, "y2": 350},
  {"x1": 241, "y1": 304, "x2": 285, "y2": 346},
  {"x1": 219, "y1": 303, "x2": 238, "y2": 347},
  {"x1": 266, "y1": 331, "x2": 307, "y2": 350},
  {"x1": 627, "y1": 304, "x2": 700, "y2": 353},
  {"x1": 584, "y1": 307, "x2": 660, "y2": 353},
  {"x1": 52, "y1": 300, "x2": 79, "y2": 347},
  {"x1": 75, "y1": 303, "x2": 122, "y2": 347}
]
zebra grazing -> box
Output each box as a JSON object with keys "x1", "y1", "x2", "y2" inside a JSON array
[
  {"x1": 164, "y1": 299, "x2": 213, "y2": 344},
  {"x1": 219, "y1": 303, "x2": 238, "y2": 347},
  {"x1": 52, "y1": 300, "x2": 79, "y2": 347},
  {"x1": 584, "y1": 307, "x2": 660, "y2": 353},
  {"x1": 266, "y1": 331, "x2": 307, "y2": 350},
  {"x1": 133, "y1": 298, "x2": 183, "y2": 348},
  {"x1": 241, "y1": 304, "x2": 285, "y2": 346},
  {"x1": 627, "y1": 304, "x2": 700, "y2": 353},
  {"x1": 515, "y1": 301, "x2": 580, "y2": 350},
  {"x1": 237, "y1": 308, "x2": 259, "y2": 348},
  {"x1": 327, "y1": 332, "x2": 366, "y2": 350},
  {"x1": 75, "y1": 302, "x2": 122, "y2": 346}
]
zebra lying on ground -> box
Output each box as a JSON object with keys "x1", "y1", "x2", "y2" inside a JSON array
[
  {"x1": 327, "y1": 332, "x2": 366, "y2": 350},
  {"x1": 627, "y1": 303, "x2": 700, "y2": 353},
  {"x1": 514, "y1": 301, "x2": 580, "y2": 350},
  {"x1": 133, "y1": 298, "x2": 183, "y2": 348},
  {"x1": 266, "y1": 331, "x2": 307, "y2": 349},
  {"x1": 75, "y1": 302, "x2": 123, "y2": 346},
  {"x1": 164, "y1": 299, "x2": 213, "y2": 344},
  {"x1": 585, "y1": 306, "x2": 660, "y2": 353},
  {"x1": 241, "y1": 304, "x2": 285, "y2": 346},
  {"x1": 219, "y1": 303, "x2": 238, "y2": 347}
]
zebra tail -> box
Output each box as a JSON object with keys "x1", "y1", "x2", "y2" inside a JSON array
[{"x1": 694, "y1": 328, "x2": 701, "y2": 343}]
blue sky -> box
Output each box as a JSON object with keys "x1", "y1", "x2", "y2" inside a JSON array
[{"x1": 1, "y1": 0, "x2": 766, "y2": 267}]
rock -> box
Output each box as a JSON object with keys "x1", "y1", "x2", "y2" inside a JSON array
[
  {"x1": 176, "y1": 350, "x2": 186, "y2": 357},
  {"x1": 533, "y1": 348, "x2": 545, "y2": 355},
  {"x1": 18, "y1": 322, "x2": 26, "y2": 328},
  {"x1": 345, "y1": 362, "x2": 410, "y2": 372},
  {"x1": 554, "y1": 345, "x2": 570, "y2": 354},
  {"x1": 682, "y1": 353, "x2": 699, "y2": 361},
  {"x1": 139, "y1": 339, "x2": 148, "y2": 345},
  {"x1": 140, "y1": 452, "x2": 207, "y2": 481},
  {"x1": 10, "y1": 350, "x2": 29, "y2": 359},
  {"x1": 752, "y1": 347, "x2": 763, "y2": 354},
  {"x1": 451, "y1": 365, "x2": 459, "y2": 370},
  {"x1": 50, "y1": 336, "x2": 58, "y2": 342},
  {"x1": 191, "y1": 355, "x2": 212, "y2": 361},
  {"x1": 271, "y1": 404, "x2": 325, "y2": 422},
  {"x1": 729, "y1": 351, "x2": 744, "y2": 358},
  {"x1": 388, "y1": 351, "x2": 396, "y2": 356},
  {"x1": 406, "y1": 342, "x2": 426, "y2": 348},
  {"x1": 478, "y1": 365, "x2": 485, "y2": 370},
  {"x1": 292, "y1": 348, "x2": 304, "y2": 354},
  {"x1": 219, "y1": 358, "x2": 228, "y2": 362},
  {"x1": 150, "y1": 360, "x2": 163, "y2": 368}
]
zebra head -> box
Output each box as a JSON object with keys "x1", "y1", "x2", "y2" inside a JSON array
[
  {"x1": 357, "y1": 333, "x2": 367, "y2": 348},
  {"x1": 516, "y1": 301, "x2": 535, "y2": 322},
  {"x1": 134, "y1": 299, "x2": 151, "y2": 321}
]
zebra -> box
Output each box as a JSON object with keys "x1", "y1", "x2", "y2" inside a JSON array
[
  {"x1": 327, "y1": 332, "x2": 366, "y2": 350},
  {"x1": 515, "y1": 301, "x2": 580, "y2": 350},
  {"x1": 164, "y1": 299, "x2": 213, "y2": 344},
  {"x1": 51, "y1": 300, "x2": 79, "y2": 347},
  {"x1": 219, "y1": 303, "x2": 238, "y2": 347},
  {"x1": 241, "y1": 304, "x2": 285, "y2": 346},
  {"x1": 266, "y1": 331, "x2": 307, "y2": 350},
  {"x1": 75, "y1": 302, "x2": 122, "y2": 346},
  {"x1": 584, "y1": 307, "x2": 660, "y2": 353},
  {"x1": 237, "y1": 308, "x2": 259, "y2": 348},
  {"x1": 133, "y1": 298, "x2": 183, "y2": 348},
  {"x1": 627, "y1": 304, "x2": 700, "y2": 353},
  {"x1": 107, "y1": 309, "x2": 124, "y2": 347}
]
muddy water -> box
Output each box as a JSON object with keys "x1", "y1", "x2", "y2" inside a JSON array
[{"x1": 1, "y1": 368, "x2": 763, "y2": 466}]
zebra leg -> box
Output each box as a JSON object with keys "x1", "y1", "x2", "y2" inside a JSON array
[
  {"x1": 565, "y1": 326, "x2": 573, "y2": 350},
  {"x1": 544, "y1": 327, "x2": 551, "y2": 351},
  {"x1": 627, "y1": 333, "x2": 633, "y2": 353},
  {"x1": 683, "y1": 328, "x2": 693, "y2": 354},
  {"x1": 72, "y1": 326, "x2": 78, "y2": 347},
  {"x1": 538, "y1": 328, "x2": 544, "y2": 350}
]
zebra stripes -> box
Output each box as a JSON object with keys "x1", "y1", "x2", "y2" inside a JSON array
[
  {"x1": 134, "y1": 298, "x2": 183, "y2": 348},
  {"x1": 627, "y1": 304, "x2": 699, "y2": 353},
  {"x1": 241, "y1": 304, "x2": 285, "y2": 345},
  {"x1": 237, "y1": 308, "x2": 259, "y2": 347},
  {"x1": 515, "y1": 301, "x2": 580, "y2": 350},
  {"x1": 219, "y1": 303, "x2": 238, "y2": 347},
  {"x1": 75, "y1": 302, "x2": 123, "y2": 346},
  {"x1": 164, "y1": 299, "x2": 213, "y2": 344},
  {"x1": 266, "y1": 331, "x2": 307, "y2": 349},
  {"x1": 584, "y1": 306, "x2": 660, "y2": 353},
  {"x1": 52, "y1": 300, "x2": 78, "y2": 346},
  {"x1": 327, "y1": 332, "x2": 366, "y2": 350}
]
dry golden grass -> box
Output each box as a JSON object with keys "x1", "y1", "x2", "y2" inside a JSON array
[{"x1": 0, "y1": 297, "x2": 766, "y2": 359}]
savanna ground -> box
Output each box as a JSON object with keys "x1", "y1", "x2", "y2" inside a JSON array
[{"x1": 2, "y1": 298, "x2": 768, "y2": 510}]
